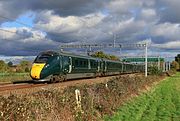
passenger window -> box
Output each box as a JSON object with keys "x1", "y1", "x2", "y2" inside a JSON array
[
  {"x1": 75, "y1": 60, "x2": 78, "y2": 66},
  {"x1": 80, "y1": 61, "x2": 83, "y2": 66},
  {"x1": 82, "y1": 61, "x2": 85, "y2": 66}
]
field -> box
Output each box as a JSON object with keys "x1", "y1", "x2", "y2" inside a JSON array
[
  {"x1": 0, "y1": 73, "x2": 31, "y2": 83},
  {"x1": 105, "y1": 72, "x2": 180, "y2": 121}
]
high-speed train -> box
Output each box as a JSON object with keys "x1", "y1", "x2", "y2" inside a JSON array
[{"x1": 30, "y1": 51, "x2": 144, "y2": 82}]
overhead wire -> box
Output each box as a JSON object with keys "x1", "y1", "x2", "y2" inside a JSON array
[
  {"x1": 0, "y1": 15, "x2": 49, "y2": 52},
  {"x1": 0, "y1": 14, "x2": 64, "y2": 41},
  {"x1": 0, "y1": 15, "x2": 44, "y2": 39},
  {"x1": 0, "y1": 28, "x2": 17, "y2": 34},
  {"x1": 0, "y1": 15, "x2": 33, "y2": 28}
]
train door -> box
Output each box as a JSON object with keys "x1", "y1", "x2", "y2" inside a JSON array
[
  {"x1": 97, "y1": 60, "x2": 100, "y2": 72},
  {"x1": 121, "y1": 63, "x2": 124, "y2": 73},
  {"x1": 62, "y1": 56, "x2": 71, "y2": 74},
  {"x1": 50, "y1": 55, "x2": 62, "y2": 75},
  {"x1": 69, "y1": 57, "x2": 72, "y2": 73},
  {"x1": 100, "y1": 61, "x2": 104, "y2": 72},
  {"x1": 104, "y1": 61, "x2": 107, "y2": 73},
  {"x1": 123, "y1": 63, "x2": 126, "y2": 72},
  {"x1": 59, "y1": 55, "x2": 63, "y2": 74}
]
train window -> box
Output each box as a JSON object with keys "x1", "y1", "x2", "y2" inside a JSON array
[
  {"x1": 63, "y1": 56, "x2": 69, "y2": 65},
  {"x1": 84, "y1": 61, "x2": 88, "y2": 67},
  {"x1": 82, "y1": 61, "x2": 85, "y2": 66},
  {"x1": 94, "y1": 62, "x2": 96, "y2": 67},
  {"x1": 80, "y1": 61, "x2": 83, "y2": 66},
  {"x1": 34, "y1": 54, "x2": 52, "y2": 63},
  {"x1": 92, "y1": 62, "x2": 95, "y2": 67},
  {"x1": 90, "y1": 61, "x2": 96, "y2": 68},
  {"x1": 86, "y1": 61, "x2": 88, "y2": 66},
  {"x1": 75, "y1": 60, "x2": 78, "y2": 66}
]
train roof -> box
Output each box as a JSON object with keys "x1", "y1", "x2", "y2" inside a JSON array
[
  {"x1": 40, "y1": 50, "x2": 144, "y2": 65},
  {"x1": 59, "y1": 51, "x2": 124, "y2": 63},
  {"x1": 59, "y1": 51, "x2": 101, "y2": 60}
]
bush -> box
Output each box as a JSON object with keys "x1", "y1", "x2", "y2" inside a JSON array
[
  {"x1": 171, "y1": 61, "x2": 179, "y2": 71},
  {"x1": 148, "y1": 66, "x2": 163, "y2": 75},
  {"x1": 0, "y1": 74, "x2": 163, "y2": 121},
  {"x1": 0, "y1": 60, "x2": 7, "y2": 72},
  {"x1": 25, "y1": 67, "x2": 30, "y2": 72},
  {"x1": 91, "y1": 51, "x2": 120, "y2": 61}
]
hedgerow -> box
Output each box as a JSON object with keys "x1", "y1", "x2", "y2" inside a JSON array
[{"x1": 0, "y1": 74, "x2": 167, "y2": 121}]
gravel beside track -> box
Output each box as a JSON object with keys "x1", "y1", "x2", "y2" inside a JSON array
[{"x1": 0, "y1": 73, "x2": 141, "y2": 96}]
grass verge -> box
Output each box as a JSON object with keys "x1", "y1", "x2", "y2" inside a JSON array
[
  {"x1": 0, "y1": 73, "x2": 31, "y2": 83},
  {"x1": 104, "y1": 72, "x2": 180, "y2": 121}
]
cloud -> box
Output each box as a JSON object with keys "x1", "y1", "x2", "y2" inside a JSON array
[
  {"x1": 0, "y1": 1, "x2": 28, "y2": 23},
  {"x1": 138, "y1": 8, "x2": 158, "y2": 22},
  {"x1": 107, "y1": 0, "x2": 143, "y2": 15},
  {"x1": 34, "y1": 10, "x2": 107, "y2": 43},
  {"x1": 34, "y1": 10, "x2": 150, "y2": 44},
  {"x1": 0, "y1": 27, "x2": 57, "y2": 56},
  {"x1": 157, "y1": 0, "x2": 180, "y2": 23},
  {"x1": 35, "y1": 10, "x2": 105, "y2": 34},
  {"x1": 0, "y1": 0, "x2": 108, "y2": 23},
  {"x1": 150, "y1": 23, "x2": 180, "y2": 43},
  {"x1": 0, "y1": 0, "x2": 180, "y2": 58},
  {"x1": 153, "y1": 40, "x2": 180, "y2": 50}
]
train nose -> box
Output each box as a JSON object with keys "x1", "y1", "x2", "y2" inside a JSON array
[{"x1": 30, "y1": 63, "x2": 45, "y2": 79}]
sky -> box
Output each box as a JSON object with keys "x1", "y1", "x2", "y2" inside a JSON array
[{"x1": 0, "y1": 0, "x2": 180, "y2": 60}]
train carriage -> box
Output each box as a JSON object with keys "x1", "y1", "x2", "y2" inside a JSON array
[
  {"x1": 30, "y1": 50, "x2": 144, "y2": 83},
  {"x1": 103, "y1": 59, "x2": 123, "y2": 75}
]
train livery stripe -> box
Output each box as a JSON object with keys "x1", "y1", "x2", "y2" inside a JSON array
[{"x1": 30, "y1": 63, "x2": 45, "y2": 79}]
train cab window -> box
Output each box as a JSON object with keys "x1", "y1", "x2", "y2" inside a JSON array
[
  {"x1": 34, "y1": 51, "x2": 58, "y2": 63},
  {"x1": 34, "y1": 54, "x2": 52, "y2": 63}
]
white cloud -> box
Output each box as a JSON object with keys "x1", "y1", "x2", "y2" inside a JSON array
[
  {"x1": 140, "y1": 9, "x2": 158, "y2": 22},
  {"x1": 107, "y1": 0, "x2": 143, "y2": 14},
  {"x1": 0, "y1": 27, "x2": 57, "y2": 55},
  {"x1": 153, "y1": 40, "x2": 180, "y2": 49},
  {"x1": 0, "y1": 0, "x2": 180, "y2": 58},
  {"x1": 35, "y1": 10, "x2": 105, "y2": 34},
  {"x1": 0, "y1": 27, "x2": 47, "y2": 42},
  {"x1": 150, "y1": 23, "x2": 180, "y2": 41},
  {"x1": 34, "y1": 9, "x2": 149, "y2": 44}
]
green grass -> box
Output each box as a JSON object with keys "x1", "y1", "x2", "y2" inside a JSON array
[
  {"x1": 0, "y1": 73, "x2": 31, "y2": 83},
  {"x1": 104, "y1": 72, "x2": 180, "y2": 121}
]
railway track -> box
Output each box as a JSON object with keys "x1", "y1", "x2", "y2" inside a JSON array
[
  {"x1": 0, "y1": 73, "x2": 141, "y2": 93},
  {"x1": 0, "y1": 83, "x2": 46, "y2": 92}
]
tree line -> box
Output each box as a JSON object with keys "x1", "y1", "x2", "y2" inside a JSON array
[
  {"x1": 90, "y1": 51, "x2": 120, "y2": 61},
  {"x1": 0, "y1": 60, "x2": 32, "y2": 73}
]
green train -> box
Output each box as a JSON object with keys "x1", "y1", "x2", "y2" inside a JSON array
[{"x1": 30, "y1": 51, "x2": 144, "y2": 82}]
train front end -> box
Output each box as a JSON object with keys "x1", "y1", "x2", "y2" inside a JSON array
[
  {"x1": 30, "y1": 51, "x2": 59, "y2": 81},
  {"x1": 31, "y1": 63, "x2": 46, "y2": 80}
]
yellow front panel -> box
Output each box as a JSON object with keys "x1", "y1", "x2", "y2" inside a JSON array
[{"x1": 30, "y1": 63, "x2": 45, "y2": 79}]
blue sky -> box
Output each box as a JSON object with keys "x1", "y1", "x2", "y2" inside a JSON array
[
  {"x1": 0, "y1": 0, "x2": 179, "y2": 60},
  {"x1": 1, "y1": 12, "x2": 35, "y2": 28}
]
